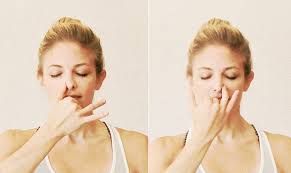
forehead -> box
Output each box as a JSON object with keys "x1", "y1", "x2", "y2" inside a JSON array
[
  {"x1": 192, "y1": 44, "x2": 244, "y2": 70},
  {"x1": 42, "y1": 41, "x2": 95, "y2": 67}
]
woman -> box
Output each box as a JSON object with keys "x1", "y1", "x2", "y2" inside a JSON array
[
  {"x1": 150, "y1": 18, "x2": 291, "y2": 173},
  {"x1": 0, "y1": 17, "x2": 147, "y2": 173}
]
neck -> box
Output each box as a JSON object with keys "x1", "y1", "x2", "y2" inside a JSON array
[
  {"x1": 65, "y1": 120, "x2": 110, "y2": 144},
  {"x1": 213, "y1": 108, "x2": 254, "y2": 144}
]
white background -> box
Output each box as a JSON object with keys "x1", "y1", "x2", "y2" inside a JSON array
[
  {"x1": 149, "y1": 0, "x2": 291, "y2": 139},
  {"x1": 0, "y1": 0, "x2": 291, "y2": 140},
  {"x1": 0, "y1": 0, "x2": 148, "y2": 134}
]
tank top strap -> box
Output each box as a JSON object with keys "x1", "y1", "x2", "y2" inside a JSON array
[
  {"x1": 104, "y1": 122, "x2": 129, "y2": 173},
  {"x1": 255, "y1": 126, "x2": 278, "y2": 173},
  {"x1": 184, "y1": 128, "x2": 204, "y2": 173}
]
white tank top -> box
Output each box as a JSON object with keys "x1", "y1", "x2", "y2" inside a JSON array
[
  {"x1": 35, "y1": 122, "x2": 129, "y2": 173},
  {"x1": 186, "y1": 126, "x2": 278, "y2": 173}
]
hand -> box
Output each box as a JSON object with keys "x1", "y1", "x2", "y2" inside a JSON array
[
  {"x1": 45, "y1": 86, "x2": 108, "y2": 137},
  {"x1": 189, "y1": 86, "x2": 240, "y2": 143}
]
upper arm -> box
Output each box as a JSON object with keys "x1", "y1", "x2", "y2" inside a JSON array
[
  {"x1": 134, "y1": 133, "x2": 148, "y2": 173},
  {"x1": 149, "y1": 137, "x2": 181, "y2": 173},
  {"x1": 0, "y1": 130, "x2": 21, "y2": 161},
  {"x1": 118, "y1": 129, "x2": 148, "y2": 173},
  {"x1": 266, "y1": 132, "x2": 291, "y2": 172},
  {"x1": 149, "y1": 138, "x2": 169, "y2": 173}
]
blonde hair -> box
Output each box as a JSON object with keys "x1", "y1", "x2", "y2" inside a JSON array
[
  {"x1": 187, "y1": 18, "x2": 252, "y2": 77},
  {"x1": 37, "y1": 17, "x2": 104, "y2": 76}
]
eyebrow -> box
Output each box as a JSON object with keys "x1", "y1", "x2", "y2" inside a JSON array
[
  {"x1": 224, "y1": 66, "x2": 239, "y2": 71},
  {"x1": 74, "y1": 63, "x2": 90, "y2": 67},
  {"x1": 48, "y1": 64, "x2": 62, "y2": 68},
  {"x1": 198, "y1": 66, "x2": 239, "y2": 71},
  {"x1": 198, "y1": 67, "x2": 212, "y2": 70},
  {"x1": 48, "y1": 63, "x2": 90, "y2": 68}
]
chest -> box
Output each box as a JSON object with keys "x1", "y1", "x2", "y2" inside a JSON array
[
  {"x1": 47, "y1": 141, "x2": 113, "y2": 173},
  {"x1": 201, "y1": 142, "x2": 261, "y2": 173}
]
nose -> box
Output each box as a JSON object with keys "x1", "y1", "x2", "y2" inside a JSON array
[
  {"x1": 65, "y1": 75, "x2": 77, "y2": 90},
  {"x1": 212, "y1": 76, "x2": 223, "y2": 94}
]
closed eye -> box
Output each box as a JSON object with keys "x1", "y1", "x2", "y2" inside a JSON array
[
  {"x1": 226, "y1": 76, "x2": 237, "y2": 80},
  {"x1": 50, "y1": 73, "x2": 61, "y2": 78},
  {"x1": 77, "y1": 73, "x2": 88, "y2": 77},
  {"x1": 200, "y1": 75, "x2": 211, "y2": 80}
]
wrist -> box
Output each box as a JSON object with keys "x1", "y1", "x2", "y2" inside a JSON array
[{"x1": 37, "y1": 124, "x2": 65, "y2": 142}]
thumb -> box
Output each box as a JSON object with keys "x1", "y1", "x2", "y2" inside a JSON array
[{"x1": 56, "y1": 84, "x2": 67, "y2": 102}]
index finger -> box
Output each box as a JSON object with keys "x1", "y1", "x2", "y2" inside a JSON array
[
  {"x1": 56, "y1": 84, "x2": 67, "y2": 101},
  {"x1": 220, "y1": 86, "x2": 229, "y2": 110},
  {"x1": 78, "y1": 99, "x2": 106, "y2": 116},
  {"x1": 225, "y1": 90, "x2": 240, "y2": 114}
]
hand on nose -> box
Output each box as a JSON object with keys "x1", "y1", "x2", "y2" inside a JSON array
[
  {"x1": 55, "y1": 80, "x2": 76, "y2": 103},
  {"x1": 56, "y1": 84, "x2": 67, "y2": 101},
  {"x1": 209, "y1": 87, "x2": 222, "y2": 99}
]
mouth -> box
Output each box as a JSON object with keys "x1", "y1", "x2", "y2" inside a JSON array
[{"x1": 65, "y1": 95, "x2": 82, "y2": 99}]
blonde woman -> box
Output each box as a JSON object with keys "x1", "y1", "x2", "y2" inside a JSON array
[
  {"x1": 150, "y1": 18, "x2": 291, "y2": 173},
  {"x1": 0, "y1": 17, "x2": 147, "y2": 173}
]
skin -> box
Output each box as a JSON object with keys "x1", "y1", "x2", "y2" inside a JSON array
[
  {"x1": 0, "y1": 41, "x2": 147, "y2": 173},
  {"x1": 149, "y1": 44, "x2": 291, "y2": 173}
]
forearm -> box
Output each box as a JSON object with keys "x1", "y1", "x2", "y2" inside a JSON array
[
  {"x1": 0, "y1": 125, "x2": 63, "y2": 173},
  {"x1": 165, "y1": 139, "x2": 212, "y2": 173}
]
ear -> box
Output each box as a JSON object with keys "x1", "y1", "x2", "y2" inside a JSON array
[
  {"x1": 37, "y1": 73, "x2": 45, "y2": 87},
  {"x1": 186, "y1": 74, "x2": 193, "y2": 88},
  {"x1": 95, "y1": 70, "x2": 106, "y2": 90},
  {"x1": 243, "y1": 71, "x2": 254, "y2": 91}
]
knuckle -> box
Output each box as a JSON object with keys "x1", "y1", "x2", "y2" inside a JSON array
[
  {"x1": 68, "y1": 103, "x2": 78, "y2": 110},
  {"x1": 64, "y1": 97, "x2": 72, "y2": 101},
  {"x1": 88, "y1": 104, "x2": 94, "y2": 110}
]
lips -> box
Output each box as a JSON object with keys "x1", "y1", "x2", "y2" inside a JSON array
[{"x1": 65, "y1": 95, "x2": 82, "y2": 99}]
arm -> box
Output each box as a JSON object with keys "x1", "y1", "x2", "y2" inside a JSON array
[
  {"x1": 150, "y1": 86, "x2": 240, "y2": 173},
  {"x1": 165, "y1": 138, "x2": 212, "y2": 173},
  {"x1": 118, "y1": 129, "x2": 148, "y2": 173},
  {"x1": 149, "y1": 135, "x2": 212, "y2": 173},
  {"x1": 0, "y1": 127, "x2": 63, "y2": 173},
  {"x1": 0, "y1": 97, "x2": 107, "y2": 173},
  {"x1": 267, "y1": 132, "x2": 291, "y2": 173},
  {"x1": 135, "y1": 133, "x2": 148, "y2": 173}
]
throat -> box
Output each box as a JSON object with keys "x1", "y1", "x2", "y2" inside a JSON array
[
  {"x1": 213, "y1": 114, "x2": 257, "y2": 144},
  {"x1": 64, "y1": 121, "x2": 111, "y2": 144}
]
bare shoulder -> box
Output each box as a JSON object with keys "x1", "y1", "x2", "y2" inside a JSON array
[
  {"x1": 149, "y1": 133, "x2": 186, "y2": 172},
  {"x1": 116, "y1": 128, "x2": 148, "y2": 146},
  {"x1": 116, "y1": 128, "x2": 148, "y2": 173},
  {"x1": 265, "y1": 131, "x2": 291, "y2": 172},
  {"x1": 0, "y1": 128, "x2": 36, "y2": 160},
  {"x1": 150, "y1": 133, "x2": 186, "y2": 152},
  {"x1": 116, "y1": 128, "x2": 148, "y2": 156}
]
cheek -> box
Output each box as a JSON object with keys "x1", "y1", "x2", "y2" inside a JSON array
[
  {"x1": 79, "y1": 80, "x2": 97, "y2": 106},
  {"x1": 224, "y1": 79, "x2": 245, "y2": 92},
  {"x1": 192, "y1": 79, "x2": 245, "y2": 99},
  {"x1": 43, "y1": 78, "x2": 64, "y2": 100},
  {"x1": 78, "y1": 78, "x2": 97, "y2": 95},
  {"x1": 192, "y1": 79, "x2": 212, "y2": 100}
]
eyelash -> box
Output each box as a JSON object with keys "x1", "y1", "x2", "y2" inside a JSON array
[
  {"x1": 50, "y1": 74, "x2": 61, "y2": 78},
  {"x1": 200, "y1": 76, "x2": 211, "y2": 80},
  {"x1": 50, "y1": 73, "x2": 89, "y2": 78},
  {"x1": 77, "y1": 73, "x2": 88, "y2": 77},
  {"x1": 226, "y1": 76, "x2": 237, "y2": 80},
  {"x1": 200, "y1": 75, "x2": 237, "y2": 80}
]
